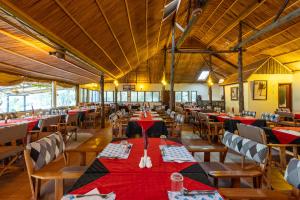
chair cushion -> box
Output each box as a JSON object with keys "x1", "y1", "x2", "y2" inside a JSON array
[
  {"x1": 284, "y1": 158, "x2": 300, "y2": 189},
  {"x1": 0, "y1": 146, "x2": 24, "y2": 160},
  {"x1": 222, "y1": 131, "x2": 268, "y2": 164},
  {"x1": 26, "y1": 132, "x2": 65, "y2": 170}
]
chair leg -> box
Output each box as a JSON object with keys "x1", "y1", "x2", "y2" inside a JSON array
[
  {"x1": 34, "y1": 178, "x2": 41, "y2": 200},
  {"x1": 74, "y1": 130, "x2": 78, "y2": 141},
  {"x1": 0, "y1": 155, "x2": 19, "y2": 177},
  {"x1": 55, "y1": 179, "x2": 63, "y2": 200}
]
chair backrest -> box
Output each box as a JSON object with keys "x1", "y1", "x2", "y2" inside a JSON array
[
  {"x1": 66, "y1": 113, "x2": 78, "y2": 126},
  {"x1": 42, "y1": 115, "x2": 61, "y2": 128},
  {"x1": 222, "y1": 131, "x2": 268, "y2": 165},
  {"x1": 0, "y1": 123, "x2": 28, "y2": 144},
  {"x1": 284, "y1": 158, "x2": 300, "y2": 189},
  {"x1": 237, "y1": 123, "x2": 267, "y2": 144},
  {"x1": 170, "y1": 111, "x2": 176, "y2": 119},
  {"x1": 25, "y1": 132, "x2": 65, "y2": 171}
]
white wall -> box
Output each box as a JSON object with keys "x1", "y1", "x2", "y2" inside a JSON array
[
  {"x1": 224, "y1": 83, "x2": 248, "y2": 114},
  {"x1": 293, "y1": 72, "x2": 300, "y2": 112}
]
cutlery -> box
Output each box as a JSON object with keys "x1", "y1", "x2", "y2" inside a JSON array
[{"x1": 74, "y1": 192, "x2": 114, "y2": 199}]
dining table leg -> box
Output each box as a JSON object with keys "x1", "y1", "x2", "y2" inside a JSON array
[{"x1": 279, "y1": 146, "x2": 287, "y2": 172}]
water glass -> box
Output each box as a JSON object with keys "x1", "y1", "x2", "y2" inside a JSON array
[
  {"x1": 160, "y1": 135, "x2": 167, "y2": 146},
  {"x1": 170, "y1": 172, "x2": 184, "y2": 193}
]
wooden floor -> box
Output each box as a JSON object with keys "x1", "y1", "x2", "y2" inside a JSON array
[{"x1": 0, "y1": 123, "x2": 292, "y2": 200}]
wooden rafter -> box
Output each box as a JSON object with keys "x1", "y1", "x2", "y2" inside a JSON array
[
  {"x1": 145, "y1": 0, "x2": 149, "y2": 59},
  {"x1": 0, "y1": 0, "x2": 117, "y2": 79},
  {"x1": 54, "y1": 0, "x2": 125, "y2": 74},
  {"x1": 274, "y1": 47, "x2": 300, "y2": 57},
  {"x1": 207, "y1": 0, "x2": 266, "y2": 47},
  {"x1": 0, "y1": 46, "x2": 95, "y2": 82},
  {"x1": 155, "y1": 0, "x2": 168, "y2": 52},
  {"x1": 95, "y1": 0, "x2": 133, "y2": 70},
  {"x1": 0, "y1": 62, "x2": 78, "y2": 84},
  {"x1": 234, "y1": 7, "x2": 300, "y2": 49},
  {"x1": 124, "y1": 0, "x2": 140, "y2": 63},
  {"x1": 227, "y1": 0, "x2": 300, "y2": 50}
]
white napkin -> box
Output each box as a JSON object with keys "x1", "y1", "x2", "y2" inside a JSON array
[
  {"x1": 161, "y1": 146, "x2": 195, "y2": 162},
  {"x1": 62, "y1": 188, "x2": 116, "y2": 200},
  {"x1": 168, "y1": 191, "x2": 223, "y2": 200},
  {"x1": 152, "y1": 117, "x2": 163, "y2": 121}
]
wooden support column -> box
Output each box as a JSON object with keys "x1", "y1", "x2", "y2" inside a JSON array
[
  {"x1": 238, "y1": 21, "x2": 244, "y2": 113},
  {"x1": 52, "y1": 81, "x2": 57, "y2": 108},
  {"x1": 169, "y1": 24, "x2": 175, "y2": 110},
  {"x1": 100, "y1": 74, "x2": 105, "y2": 128},
  {"x1": 208, "y1": 55, "x2": 213, "y2": 106},
  {"x1": 75, "y1": 85, "x2": 80, "y2": 106},
  {"x1": 114, "y1": 86, "x2": 118, "y2": 111}
]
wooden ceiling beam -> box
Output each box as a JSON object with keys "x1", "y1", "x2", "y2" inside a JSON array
[
  {"x1": 0, "y1": 1, "x2": 117, "y2": 79},
  {"x1": 0, "y1": 46, "x2": 95, "y2": 82},
  {"x1": 124, "y1": 0, "x2": 140, "y2": 63},
  {"x1": 176, "y1": 8, "x2": 202, "y2": 48},
  {"x1": 155, "y1": 0, "x2": 168, "y2": 52},
  {"x1": 95, "y1": 0, "x2": 133, "y2": 71},
  {"x1": 54, "y1": 0, "x2": 125, "y2": 75},
  {"x1": 227, "y1": 1, "x2": 299, "y2": 50},
  {"x1": 211, "y1": 53, "x2": 238, "y2": 69},
  {"x1": 207, "y1": 0, "x2": 266, "y2": 47},
  {"x1": 0, "y1": 62, "x2": 78, "y2": 84},
  {"x1": 274, "y1": 47, "x2": 300, "y2": 57},
  {"x1": 168, "y1": 48, "x2": 240, "y2": 54},
  {"x1": 234, "y1": 7, "x2": 300, "y2": 49},
  {"x1": 146, "y1": 0, "x2": 149, "y2": 59},
  {"x1": 273, "y1": 0, "x2": 290, "y2": 22}
]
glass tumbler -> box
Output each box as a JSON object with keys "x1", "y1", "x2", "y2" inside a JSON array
[{"x1": 170, "y1": 172, "x2": 184, "y2": 193}]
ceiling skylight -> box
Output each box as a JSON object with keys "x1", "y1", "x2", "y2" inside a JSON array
[{"x1": 197, "y1": 70, "x2": 210, "y2": 81}]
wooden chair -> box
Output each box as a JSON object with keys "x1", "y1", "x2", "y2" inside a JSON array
[
  {"x1": 109, "y1": 113, "x2": 120, "y2": 138},
  {"x1": 24, "y1": 132, "x2": 86, "y2": 200},
  {"x1": 83, "y1": 112, "x2": 98, "y2": 128},
  {"x1": 203, "y1": 115, "x2": 224, "y2": 144},
  {"x1": 219, "y1": 158, "x2": 300, "y2": 199},
  {"x1": 204, "y1": 131, "x2": 269, "y2": 188},
  {"x1": 0, "y1": 123, "x2": 28, "y2": 176},
  {"x1": 58, "y1": 113, "x2": 79, "y2": 142},
  {"x1": 169, "y1": 114, "x2": 185, "y2": 137}
]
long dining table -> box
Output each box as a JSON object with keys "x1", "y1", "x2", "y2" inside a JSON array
[
  {"x1": 0, "y1": 117, "x2": 40, "y2": 131},
  {"x1": 67, "y1": 138, "x2": 215, "y2": 200}
]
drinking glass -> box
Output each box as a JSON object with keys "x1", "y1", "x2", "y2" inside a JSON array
[
  {"x1": 160, "y1": 135, "x2": 167, "y2": 146},
  {"x1": 170, "y1": 172, "x2": 184, "y2": 193}
]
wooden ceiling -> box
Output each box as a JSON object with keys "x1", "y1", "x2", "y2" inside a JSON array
[{"x1": 1, "y1": 0, "x2": 300, "y2": 84}]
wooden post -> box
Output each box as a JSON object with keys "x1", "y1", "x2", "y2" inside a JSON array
[
  {"x1": 100, "y1": 74, "x2": 105, "y2": 128},
  {"x1": 208, "y1": 55, "x2": 213, "y2": 107},
  {"x1": 75, "y1": 85, "x2": 80, "y2": 106},
  {"x1": 114, "y1": 86, "x2": 118, "y2": 111},
  {"x1": 52, "y1": 81, "x2": 57, "y2": 108},
  {"x1": 169, "y1": 23, "x2": 175, "y2": 110},
  {"x1": 238, "y1": 21, "x2": 244, "y2": 113}
]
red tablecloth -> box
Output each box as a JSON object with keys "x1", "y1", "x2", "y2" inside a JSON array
[
  {"x1": 0, "y1": 118, "x2": 39, "y2": 131},
  {"x1": 294, "y1": 113, "x2": 300, "y2": 119},
  {"x1": 68, "y1": 108, "x2": 89, "y2": 115},
  {"x1": 132, "y1": 112, "x2": 162, "y2": 132},
  {"x1": 185, "y1": 108, "x2": 202, "y2": 112},
  {"x1": 69, "y1": 138, "x2": 214, "y2": 200},
  {"x1": 272, "y1": 127, "x2": 300, "y2": 144},
  {"x1": 216, "y1": 115, "x2": 256, "y2": 124}
]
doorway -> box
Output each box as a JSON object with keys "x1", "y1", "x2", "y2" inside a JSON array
[{"x1": 278, "y1": 83, "x2": 292, "y2": 111}]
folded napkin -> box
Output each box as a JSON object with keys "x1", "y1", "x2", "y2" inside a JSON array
[
  {"x1": 152, "y1": 117, "x2": 163, "y2": 121},
  {"x1": 277, "y1": 129, "x2": 300, "y2": 136},
  {"x1": 98, "y1": 143, "x2": 133, "y2": 159},
  {"x1": 168, "y1": 191, "x2": 223, "y2": 200},
  {"x1": 62, "y1": 188, "x2": 116, "y2": 200},
  {"x1": 161, "y1": 145, "x2": 195, "y2": 162}
]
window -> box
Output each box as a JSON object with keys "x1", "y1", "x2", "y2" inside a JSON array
[
  {"x1": 145, "y1": 92, "x2": 152, "y2": 102},
  {"x1": 191, "y1": 91, "x2": 197, "y2": 102},
  {"x1": 57, "y1": 86, "x2": 76, "y2": 107},
  {"x1": 153, "y1": 92, "x2": 160, "y2": 102},
  {"x1": 131, "y1": 91, "x2": 137, "y2": 102},
  {"x1": 80, "y1": 88, "x2": 88, "y2": 103},
  {"x1": 137, "y1": 92, "x2": 144, "y2": 102},
  {"x1": 175, "y1": 92, "x2": 182, "y2": 102},
  {"x1": 182, "y1": 92, "x2": 189, "y2": 102},
  {"x1": 105, "y1": 91, "x2": 114, "y2": 102},
  {"x1": 0, "y1": 92, "x2": 7, "y2": 113},
  {"x1": 8, "y1": 95, "x2": 25, "y2": 112},
  {"x1": 198, "y1": 70, "x2": 210, "y2": 81},
  {"x1": 119, "y1": 91, "x2": 128, "y2": 102},
  {"x1": 89, "y1": 90, "x2": 99, "y2": 103}
]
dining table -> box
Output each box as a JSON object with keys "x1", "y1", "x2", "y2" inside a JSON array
[
  {"x1": 264, "y1": 126, "x2": 300, "y2": 144},
  {"x1": 126, "y1": 111, "x2": 168, "y2": 138},
  {"x1": 67, "y1": 138, "x2": 215, "y2": 200},
  {"x1": 0, "y1": 117, "x2": 40, "y2": 131}
]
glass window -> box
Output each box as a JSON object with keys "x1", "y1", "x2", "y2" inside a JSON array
[
  {"x1": 145, "y1": 92, "x2": 152, "y2": 102},
  {"x1": 191, "y1": 91, "x2": 197, "y2": 102},
  {"x1": 57, "y1": 86, "x2": 76, "y2": 107},
  {"x1": 8, "y1": 95, "x2": 25, "y2": 112},
  {"x1": 26, "y1": 92, "x2": 52, "y2": 110},
  {"x1": 80, "y1": 88, "x2": 87, "y2": 103},
  {"x1": 0, "y1": 92, "x2": 7, "y2": 113},
  {"x1": 120, "y1": 91, "x2": 128, "y2": 102},
  {"x1": 138, "y1": 92, "x2": 144, "y2": 102},
  {"x1": 106, "y1": 91, "x2": 114, "y2": 102},
  {"x1": 153, "y1": 92, "x2": 160, "y2": 102},
  {"x1": 182, "y1": 92, "x2": 189, "y2": 102},
  {"x1": 131, "y1": 91, "x2": 137, "y2": 102},
  {"x1": 175, "y1": 92, "x2": 182, "y2": 102}
]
